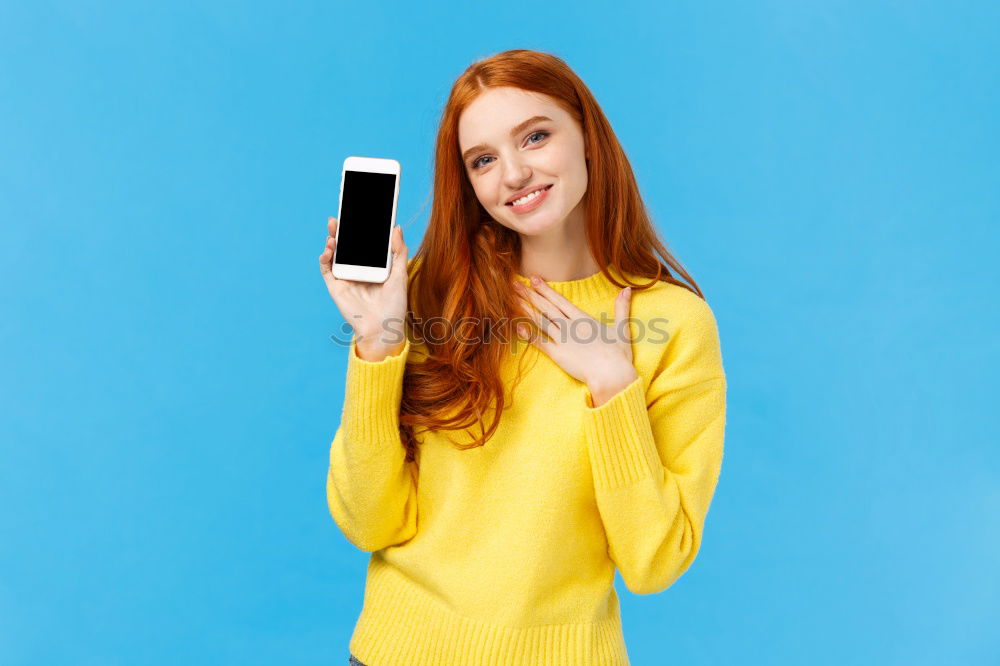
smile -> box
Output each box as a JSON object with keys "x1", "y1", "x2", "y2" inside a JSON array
[{"x1": 506, "y1": 184, "x2": 553, "y2": 213}]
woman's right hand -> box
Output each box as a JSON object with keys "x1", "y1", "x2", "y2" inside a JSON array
[{"x1": 318, "y1": 217, "x2": 410, "y2": 362}]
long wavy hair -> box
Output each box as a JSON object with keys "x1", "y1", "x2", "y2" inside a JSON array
[{"x1": 398, "y1": 49, "x2": 703, "y2": 464}]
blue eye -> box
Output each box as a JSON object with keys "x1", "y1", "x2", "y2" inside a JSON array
[{"x1": 470, "y1": 130, "x2": 550, "y2": 170}]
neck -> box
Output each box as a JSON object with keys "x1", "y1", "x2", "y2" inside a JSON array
[{"x1": 516, "y1": 199, "x2": 598, "y2": 281}]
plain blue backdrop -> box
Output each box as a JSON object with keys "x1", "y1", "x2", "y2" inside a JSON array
[{"x1": 2, "y1": 1, "x2": 997, "y2": 664}]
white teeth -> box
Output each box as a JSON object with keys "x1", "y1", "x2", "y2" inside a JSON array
[{"x1": 511, "y1": 187, "x2": 547, "y2": 206}]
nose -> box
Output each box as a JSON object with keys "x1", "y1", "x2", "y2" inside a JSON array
[{"x1": 501, "y1": 153, "x2": 532, "y2": 191}]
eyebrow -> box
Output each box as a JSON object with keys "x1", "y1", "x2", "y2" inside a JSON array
[{"x1": 461, "y1": 115, "x2": 554, "y2": 163}]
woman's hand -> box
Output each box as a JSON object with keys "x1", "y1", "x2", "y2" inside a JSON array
[
  {"x1": 319, "y1": 217, "x2": 409, "y2": 362},
  {"x1": 514, "y1": 276, "x2": 639, "y2": 407}
]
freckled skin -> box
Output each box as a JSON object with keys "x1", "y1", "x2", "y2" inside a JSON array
[
  {"x1": 458, "y1": 87, "x2": 636, "y2": 405},
  {"x1": 458, "y1": 87, "x2": 592, "y2": 273}
]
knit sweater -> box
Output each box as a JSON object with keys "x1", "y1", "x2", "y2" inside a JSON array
[{"x1": 326, "y1": 266, "x2": 727, "y2": 665}]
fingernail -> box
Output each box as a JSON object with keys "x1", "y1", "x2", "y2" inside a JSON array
[{"x1": 531, "y1": 276, "x2": 540, "y2": 286}]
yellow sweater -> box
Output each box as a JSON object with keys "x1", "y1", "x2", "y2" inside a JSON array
[{"x1": 326, "y1": 267, "x2": 727, "y2": 665}]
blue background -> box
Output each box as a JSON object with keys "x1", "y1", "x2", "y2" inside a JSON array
[{"x1": 2, "y1": 1, "x2": 997, "y2": 664}]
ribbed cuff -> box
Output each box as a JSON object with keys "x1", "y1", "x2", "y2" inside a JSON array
[
  {"x1": 582, "y1": 375, "x2": 663, "y2": 490},
  {"x1": 342, "y1": 336, "x2": 411, "y2": 443}
]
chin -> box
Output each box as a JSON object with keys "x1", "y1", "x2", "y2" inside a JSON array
[{"x1": 501, "y1": 211, "x2": 565, "y2": 236}]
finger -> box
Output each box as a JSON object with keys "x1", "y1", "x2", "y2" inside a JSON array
[
  {"x1": 389, "y1": 224, "x2": 408, "y2": 279},
  {"x1": 320, "y1": 218, "x2": 337, "y2": 274},
  {"x1": 517, "y1": 321, "x2": 558, "y2": 358},
  {"x1": 516, "y1": 282, "x2": 569, "y2": 327},
  {"x1": 319, "y1": 226, "x2": 338, "y2": 288},
  {"x1": 319, "y1": 237, "x2": 334, "y2": 277},
  {"x1": 323, "y1": 217, "x2": 337, "y2": 263},
  {"x1": 516, "y1": 296, "x2": 560, "y2": 341},
  {"x1": 614, "y1": 287, "x2": 633, "y2": 341},
  {"x1": 526, "y1": 277, "x2": 589, "y2": 320}
]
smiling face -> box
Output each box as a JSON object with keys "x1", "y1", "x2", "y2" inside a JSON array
[{"x1": 458, "y1": 86, "x2": 590, "y2": 238}]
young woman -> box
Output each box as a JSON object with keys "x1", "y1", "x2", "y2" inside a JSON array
[{"x1": 319, "y1": 49, "x2": 727, "y2": 665}]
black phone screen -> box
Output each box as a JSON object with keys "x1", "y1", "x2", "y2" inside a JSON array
[{"x1": 336, "y1": 170, "x2": 397, "y2": 268}]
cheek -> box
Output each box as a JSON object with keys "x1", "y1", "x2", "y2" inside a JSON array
[
  {"x1": 554, "y1": 151, "x2": 587, "y2": 192},
  {"x1": 577, "y1": 161, "x2": 589, "y2": 190},
  {"x1": 472, "y1": 178, "x2": 496, "y2": 208},
  {"x1": 572, "y1": 147, "x2": 589, "y2": 187},
  {"x1": 476, "y1": 179, "x2": 489, "y2": 203},
  {"x1": 547, "y1": 144, "x2": 584, "y2": 179}
]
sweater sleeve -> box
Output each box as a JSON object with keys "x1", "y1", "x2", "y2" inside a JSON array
[
  {"x1": 326, "y1": 334, "x2": 419, "y2": 553},
  {"x1": 581, "y1": 296, "x2": 727, "y2": 595}
]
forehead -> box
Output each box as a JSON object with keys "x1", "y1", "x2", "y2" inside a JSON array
[{"x1": 458, "y1": 87, "x2": 566, "y2": 146}]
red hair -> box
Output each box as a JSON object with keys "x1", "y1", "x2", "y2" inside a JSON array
[{"x1": 398, "y1": 49, "x2": 703, "y2": 463}]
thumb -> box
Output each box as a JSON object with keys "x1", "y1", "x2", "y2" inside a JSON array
[{"x1": 390, "y1": 225, "x2": 408, "y2": 276}]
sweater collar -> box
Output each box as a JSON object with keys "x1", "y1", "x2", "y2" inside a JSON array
[{"x1": 513, "y1": 266, "x2": 630, "y2": 303}]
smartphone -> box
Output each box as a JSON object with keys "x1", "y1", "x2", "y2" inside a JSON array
[{"x1": 332, "y1": 156, "x2": 401, "y2": 283}]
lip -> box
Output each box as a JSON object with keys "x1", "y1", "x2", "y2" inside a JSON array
[
  {"x1": 505, "y1": 184, "x2": 553, "y2": 214},
  {"x1": 505, "y1": 183, "x2": 552, "y2": 205}
]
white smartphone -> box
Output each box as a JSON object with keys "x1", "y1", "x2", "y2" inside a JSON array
[{"x1": 332, "y1": 156, "x2": 401, "y2": 283}]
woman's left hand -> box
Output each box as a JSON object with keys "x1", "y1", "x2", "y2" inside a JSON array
[{"x1": 514, "y1": 276, "x2": 639, "y2": 407}]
